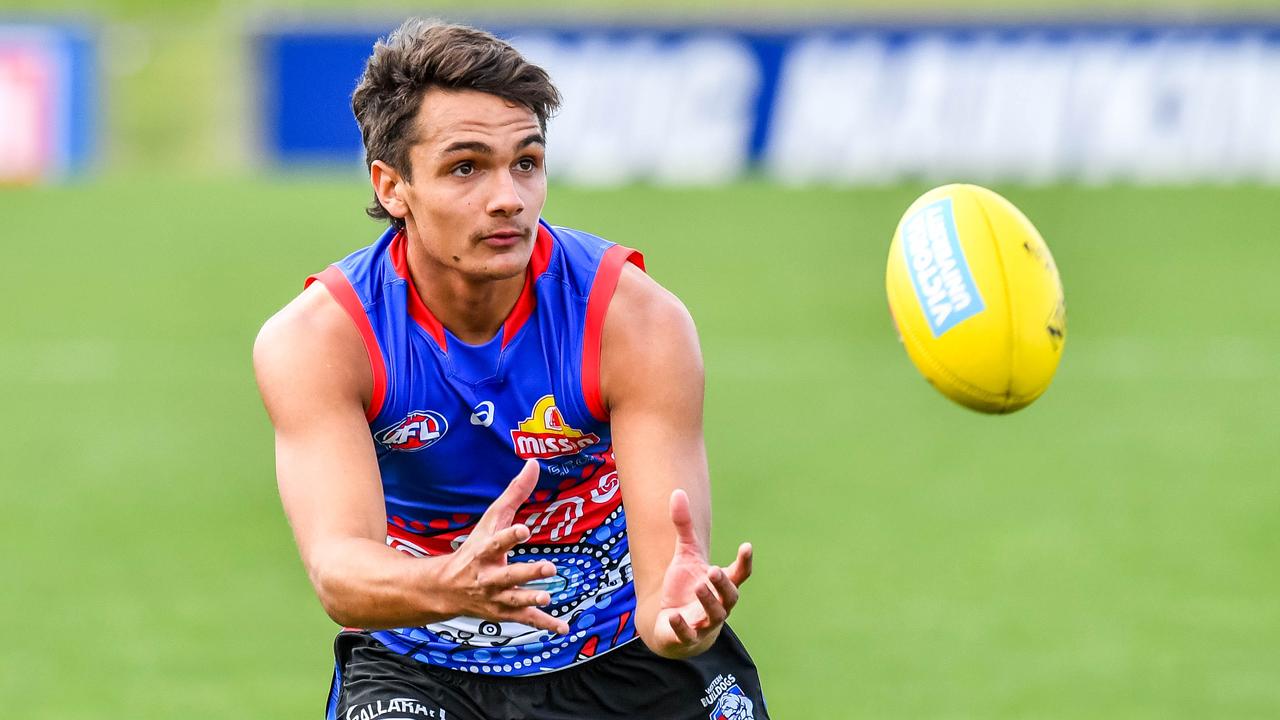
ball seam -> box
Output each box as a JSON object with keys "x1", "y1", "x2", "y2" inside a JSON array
[{"x1": 969, "y1": 185, "x2": 1016, "y2": 413}]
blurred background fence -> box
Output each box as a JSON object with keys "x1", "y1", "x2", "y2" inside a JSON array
[
  {"x1": 256, "y1": 21, "x2": 1280, "y2": 184},
  {"x1": 7, "y1": 1, "x2": 1280, "y2": 183}
]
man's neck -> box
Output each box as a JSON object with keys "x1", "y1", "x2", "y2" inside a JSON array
[{"x1": 404, "y1": 237, "x2": 525, "y2": 346}]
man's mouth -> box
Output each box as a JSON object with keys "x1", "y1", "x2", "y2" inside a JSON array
[{"x1": 480, "y1": 228, "x2": 527, "y2": 247}]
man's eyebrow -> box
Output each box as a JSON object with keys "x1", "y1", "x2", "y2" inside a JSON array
[
  {"x1": 517, "y1": 133, "x2": 546, "y2": 150},
  {"x1": 438, "y1": 134, "x2": 544, "y2": 158},
  {"x1": 440, "y1": 140, "x2": 493, "y2": 157}
]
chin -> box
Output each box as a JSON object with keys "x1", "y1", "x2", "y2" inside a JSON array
[{"x1": 473, "y1": 250, "x2": 531, "y2": 280}]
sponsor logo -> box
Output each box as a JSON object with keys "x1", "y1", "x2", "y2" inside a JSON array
[
  {"x1": 376, "y1": 410, "x2": 448, "y2": 452},
  {"x1": 902, "y1": 197, "x2": 985, "y2": 337},
  {"x1": 510, "y1": 395, "x2": 600, "y2": 459},
  {"x1": 542, "y1": 453, "x2": 595, "y2": 477},
  {"x1": 344, "y1": 697, "x2": 443, "y2": 720},
  {"x1": 470, "y1": 400, "x2": 495, "y2": 427}
]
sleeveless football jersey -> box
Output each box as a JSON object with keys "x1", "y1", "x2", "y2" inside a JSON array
[{"x1": 306, "y1": 219, "x2": 644, "y2": 676}]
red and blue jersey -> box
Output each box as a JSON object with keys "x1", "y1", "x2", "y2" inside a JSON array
[{"x1": 306, "y1": 220, "x2": 644, "y2": 676}]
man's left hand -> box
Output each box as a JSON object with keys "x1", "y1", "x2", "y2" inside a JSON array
[{"x1": 647, "y1": 489, "x2": 753, "y2": 659}]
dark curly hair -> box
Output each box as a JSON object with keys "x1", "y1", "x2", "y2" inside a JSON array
[{"x1": 351, "y1": 19, "x2": 561, "y2": 227}]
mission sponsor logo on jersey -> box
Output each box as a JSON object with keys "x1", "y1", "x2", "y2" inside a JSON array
[
  {"x1": 377, "y1": 410, "x2": 449, "y2": 451},
  {"x1": 510, "y1": 395, "x2": 600, "y2": 459}
]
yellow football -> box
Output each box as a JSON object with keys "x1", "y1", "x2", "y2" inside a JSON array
[{"x1": 885, "y1": 184, "x2": 1066, "y2": 414}]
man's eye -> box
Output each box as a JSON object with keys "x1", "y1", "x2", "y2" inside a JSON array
[
  {"x1": 516, "y1": 158, "x2": 537, "y2": 172},
  {"x1": 452, "y1": 163, "x2": 474, "y2": 177}
]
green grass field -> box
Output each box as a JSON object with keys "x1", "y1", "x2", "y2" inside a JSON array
[{"x1": 2, "y1": 177, "x2": 1278, "y2": 717}]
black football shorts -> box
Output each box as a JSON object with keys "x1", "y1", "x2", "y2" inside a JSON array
[{"x1": 326, "y1": 626, "x2": 769, "y2": 720}]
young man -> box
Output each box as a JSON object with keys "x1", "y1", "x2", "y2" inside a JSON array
[{"x1": 254, "y1": 19, "x2": 767, "y2": 720}]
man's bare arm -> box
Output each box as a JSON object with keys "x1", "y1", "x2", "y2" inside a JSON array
[
  {"x1": 601, "y1": 265, "x2": 752, "y2": 659},
  {"x1": 253, "y1": 283, "x2": 567, "y2": 634}
]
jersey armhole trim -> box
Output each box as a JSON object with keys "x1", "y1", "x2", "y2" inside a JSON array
[
  {"x1": 582, "y1": 244, "x2": 646, "y2": 422},
  {"x1": 306, "y1": 265, "x2": 387, "y2": 423}
]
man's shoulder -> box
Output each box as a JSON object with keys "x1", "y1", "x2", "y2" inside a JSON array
[
  {"x1": 610, "y1": 264, "x2": 693, "y2": 339},
  {"x1": 260, "y1": 224, "x2": 398, "y2": 353},
  {"x1": 599, "y1": 263, "x2": 702, "y2": 417},
  {"x1": 257, "y1": 282, "x2": 348, "y2": 352},
  {"x1": 253, "y1": 281, "x2": 370, "y2": 405}
]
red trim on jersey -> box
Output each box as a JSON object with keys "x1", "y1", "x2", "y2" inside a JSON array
[
  {"x1": 388, "y1": 226, "x2": 554, "y2": 352},
  {"x1": 388, "y1": 232, "x2": 449, "y2": 351},
  {"x1": 501, "y1": 224, "x2": 554, "y2": 348},
  {"x1": 305, "y1": 266, "x2": 387, "y2": 423},
  {"x1": 582, "y1": 244, "x2": 646, "y2": 422}
]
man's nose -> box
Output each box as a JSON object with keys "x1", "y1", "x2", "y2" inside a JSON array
[{"x1": 486, "y1": 170, "x2": 525, "y2": 217}]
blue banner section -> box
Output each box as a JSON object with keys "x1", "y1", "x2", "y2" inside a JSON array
[
  {"x1": 255, "y1": 21, "x2": 1280, "y2": 184},
  {"x1": 257, "y1": 31, "x2": 374, "y2": 164},
  {"x1": 0, "y1": 23, "x2": 96, "y2": 182}
]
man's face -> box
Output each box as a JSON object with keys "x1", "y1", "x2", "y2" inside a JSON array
[{"x1": 394, "y1": 88, "x2": 547, "y2": 281}]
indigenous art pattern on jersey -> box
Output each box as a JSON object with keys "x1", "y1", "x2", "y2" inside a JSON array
[{"x1": 307, "y1": 220, "x2": 644, "y2": 676}]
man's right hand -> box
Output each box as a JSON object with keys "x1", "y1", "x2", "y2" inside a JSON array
[
  {"x1": 430, "y1": 459, "x2": 570, "y2": 636},
  {"x1": 257, "y1": 286, "x2": 569, "y2": 633}
]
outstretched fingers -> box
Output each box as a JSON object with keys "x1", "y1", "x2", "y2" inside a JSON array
[
  {"x1": 478, "y1": 459, "x2": 541, "y2": 532},
  {"x1": 480, "y1": 523, "x2": 531, "y2": 559},
  {"x1": 725, "y1": 542, "x2": 753, "y2": 587},
  {"x1": 483, "y1": 556, "x2": 555, "y2": 589},
  {"x1": 664, "y1": 610, "x2": 699, "y2": 645},
  {"x1": 694, "y1": 581, "x2": 728, "y2": 627},
  {"x1": 707, "y1": 566, "x2": 740, "y2": 613},
  {"x1": 668, "y1": 489, "x2": 702, "y2": 550},
  {"x1": 507, "y1": 607, "x2": 570, "y2": 636},
  {"x1": 492, "y1": 587, "x2": 551, "y2": 610}
]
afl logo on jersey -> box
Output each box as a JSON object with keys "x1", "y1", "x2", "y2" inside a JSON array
[
  {"x1": 510, "y1": 395, "x2": 600, "y2": 460},
  {"x1": 376, "y1": 410, "x2": 449, "y2": 452}
]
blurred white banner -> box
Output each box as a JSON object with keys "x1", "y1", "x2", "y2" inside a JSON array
[
  {"x1": 766, "y1": 32, "x2": 1280, "y2": 184},
  {"x1": 513, "y1": 33, "x2": 761, "y2": 186},
  {"x1": 260, "y1": 24, "x2": 1280, "y2": 184}
]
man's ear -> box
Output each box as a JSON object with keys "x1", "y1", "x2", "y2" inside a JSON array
[{"x1": 371, "y1": 160, "x2": 410, "y2": 222}]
